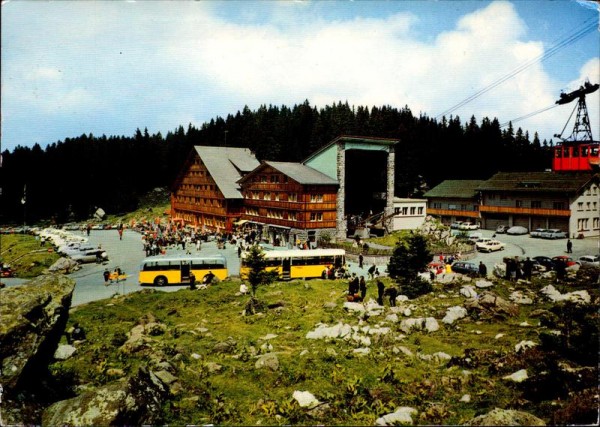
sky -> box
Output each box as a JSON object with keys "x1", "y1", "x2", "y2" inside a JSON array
[{"x1": 1, "y1": 0, "x2": 599, "y2": 153}]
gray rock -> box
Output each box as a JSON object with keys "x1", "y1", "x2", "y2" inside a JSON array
[
  {"x1": 0, "y1": 274, "x2": 75, "y2": 392},
  {"x1": 54, "y1": 344, "x2": 77, "y2": 360},
  {"x1": 376, "y1": 407, "x2": 417, "y2": 425},
  {"x1": 465, "y1": 408, "x2": 545, "y2": 425},
  {"x1": 255, "y1": 353, "x2": 279, "y2": 371},
  {"x1": 42, "y1": 367, "x2": 168, "y2": 426}
]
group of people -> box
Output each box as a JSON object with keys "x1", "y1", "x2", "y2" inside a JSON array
[{"x1": 344, "y1": 273, "x2": 398, "y2": 307}]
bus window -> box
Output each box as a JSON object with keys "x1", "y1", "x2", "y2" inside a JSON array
[
  {"x1": 582, "y1": 145, "x2": 589, "y2": 156},
  {"x1": 555, "y1": 148, "x2": 562, "y2": 158},
  {"x1": 563, "y1": 147, "x2": 570, "y2": 158},
  {"x1": 572, "y1": 146, "x2": 579, "y2": 157}
]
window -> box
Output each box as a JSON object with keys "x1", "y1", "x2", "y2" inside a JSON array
[
  {"x1": 288, "y1": 193, "x2": 298, "y2": 202},
  {"x1": 310, "y1": 212, "x2": 323, "y2": 221},
  {"x1": 577, "y1": 202, "x2": 584, "y2": 211},
  {"x1": 531, "y1": 201, "x2": 542, "y2": 208},
  {"x1": 586, "y1": 202, "x2": 591, "y2": 211},
  {"x1": 432, "y1": 202, "x2": 441, "y2": 209},
  {"x1": 270, "y1": 175, "x2": 278, "y2": 183},
  {"x1": 516, "y1": 200, "x2": 522, "y2": 208},
  {"x1": 288, "y1": 212, "x2": 297, "y2": 221},
  {"x1": 394, "y1": 207, "x2": 400, "y2": 214},
  {"x1": 553, "y1": 202, "x2": 565, "y2": 210},
  {"x1": 275, "y1": 193, "x2": 280, "y2": 201},
  {"x1": 418, "y1": 207, "x2": 424, "y2": 215},
  {"x1": 310, "y1": 194, "x2": 323, "y2": 203},
  {"x1": 410, "y1": 207, "x2": 416, "y2": 215},
  {"x1": 263, "y1": 192, "x2": 271, "y2": 200},
  {"x1": 402, "y1": 207, "x2": 408, "y2": 215},
  {"x1": 260, "y1": 175, "x2": 267, "y2": 183}
]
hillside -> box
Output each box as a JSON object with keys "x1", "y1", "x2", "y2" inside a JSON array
[{"x1": 39, "y1": 270, "x2": 598, "y2": 425}]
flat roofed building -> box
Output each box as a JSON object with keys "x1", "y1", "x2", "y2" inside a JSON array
[{"x1": 392, "y1": 197, "x2": 427, "y2": 231}]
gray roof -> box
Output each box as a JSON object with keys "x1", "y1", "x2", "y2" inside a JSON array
[
  {"x1": 477, "y1": 171, "x2": 596, "y2": 193},
  {"x1": 423, "y1": 180, "x2": 486, "y2": 199},
  {"x1": 194, "y1": 146, "x2": 260, "y2": 199},
  {"x1": 265, "y1": 161, "x2": 339, "y2": 185}
]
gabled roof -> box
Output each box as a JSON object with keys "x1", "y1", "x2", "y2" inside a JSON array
[
  {"x1": 423, "y1": 180, "x2": 486, "y2": 199},
  {"x1": 239, "y1": 161, "x2": 339, "y2": 186},
  {"x1": 195, "y1": 146, "x2": 259, "y2": 199},
  {"x1": 478, "y1": 171, "x2": 597, "y2": 193},
  {"x1": 266, "y1": 161, "x2": 339, "y2": 185}
]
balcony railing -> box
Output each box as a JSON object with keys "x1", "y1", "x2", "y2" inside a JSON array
[
  {"x1": 479, "y1": 205, "x2": 571, "y2": 217},
  {"x1": 427, "y1": 208, "x2": 480, "y2": 218}
]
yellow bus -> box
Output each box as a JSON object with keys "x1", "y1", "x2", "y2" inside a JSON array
[
  {"x1": 240, "y1": 248, "x2": 346, "y2": 280},
  {"x1": 139, "y1": 254, "x2": 228, "y2": 286}
]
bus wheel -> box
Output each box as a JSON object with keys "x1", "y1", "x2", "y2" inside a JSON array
[{"x1": 154, "y1": 276, "x2": 167, "y2": 286}]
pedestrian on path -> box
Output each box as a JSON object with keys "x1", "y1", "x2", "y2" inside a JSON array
[{"x1": 566, "y1": 239, "x2": 573, "y2": 253}]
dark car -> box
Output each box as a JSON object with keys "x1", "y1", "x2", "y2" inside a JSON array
[
  {"x1": 533, "y1": 256, "x2": 555, "y2": 271},
  {"x1": 451, "y1": 261, "x2": 479, "y2": 276}
]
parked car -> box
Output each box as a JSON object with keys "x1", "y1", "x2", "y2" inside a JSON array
[
  {"x1": 578, "y1": 255, "x2": 600, "y2": 267},
  {"x1": 1, "y1": 263, "x2": 14, "y2": 278},
  {"x1": 552, "y1": 255, "x2": 577, "y2": 267},
  {"x1": 459, "y1": 222, "x2": 479, "y2": 230},
  {"x1": 506, "y1": 226, "x2": 528, "y2": 235},
  {"x1": 450, "y1": 221, "x2": 464, "y2": 229},
  {"x1": 533, "y1": 256, "x2": 556, "y2": 271},
  {"x1": 495, "y1": 225, "x2": 510, "y2": 234},
  {"x1": 530, "y1": 228, "x2": 548, "y2": 238},
  {"x1": 467, "y1": 232, "x2": 483, "y2": 242},
  {"x1": 61, "y1": 244, "x2": 99, "y2": 257},
  {"x1": 540, "y1": 229, "x2": 568, "y2": 239},
  {"x1": 451, "y1": 261, "x2": 479, "y2": 276},
  {"x1": 476, "y1": 239, "x2": 506, "y2": 253},
  {"x1": 70, "y1": 248, "x2": 108, "y2": 264}
]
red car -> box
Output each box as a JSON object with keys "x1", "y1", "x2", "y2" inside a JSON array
[
  {"x1": 1, "y1": 264, "x2": 14, "y2": 278},
  {"x1": 552, "y1": 256, "x2": 577, "y2": 267}
]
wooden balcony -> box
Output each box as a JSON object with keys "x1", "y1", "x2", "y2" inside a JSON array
[
  {"x1": 427, "y1": 208, "x2": 480, "y2": 218},
  {"x1": 479, "y1": 205, "x2": 571, "y2": 217},
  {"x1": 244, "y1": 199, "x2": 336, "y2": 210},
  {"x1": 173, "y1": 202, "x2": 227, "y2": 216}
]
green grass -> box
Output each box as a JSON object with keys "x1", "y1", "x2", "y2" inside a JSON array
[
  {"x1": 49, "y1": 272, "x2": 599, "y2": 425},
  {"x1": 0, "y1": 234, "x2": 60, "y2": 278}
]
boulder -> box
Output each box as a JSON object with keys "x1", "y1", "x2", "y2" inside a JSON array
[
  {"x1": 0, "y1": 274, "x2": 75, "y2": 393},
  {"x1": 465, "y1": 291, "x2": 518, "y2": 319},
  {"x1": 465, "y1": 408, "x2": 545, "y2": 425},
  {"x1": 42, "y1": 367, "x2": 169, "y2": 426},
  {"x1": 47, "y1": 257, "x2": 80, "y2": 274}
]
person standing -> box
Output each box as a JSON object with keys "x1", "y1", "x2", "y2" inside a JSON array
[
  {"x1": 566, "y1": 239, "x2": 573, "y2": 254},
  {"x1": 376, "y1": 280, "x2": 385, "y2": 306},
  {"x1": 359, "y1": 276, "x2": 367, "y2": 300},
  {"x1": 523, "y1": 257, "x2": 534, "y2": 281},
  {"x1": 368, "y1": 264, "x2": 376, "y2": 279},
  {"x1": 478, "y1": 261, "x2": 487, "y2": 278},
  {"x1": 103, "y1": 268, "x2": 110, "y2": 286},
  {"x1": 358, "y1": 253, "x2": 364, "y2": 269}
]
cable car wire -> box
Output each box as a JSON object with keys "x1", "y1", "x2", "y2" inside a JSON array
[{"x1": 435, "y1": 19, "x2": 597, "y2": 120}]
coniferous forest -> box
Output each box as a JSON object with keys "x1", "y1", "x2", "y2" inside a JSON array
[{"x1": 0, "y1": 101, "x2": 553, "y2": 224}]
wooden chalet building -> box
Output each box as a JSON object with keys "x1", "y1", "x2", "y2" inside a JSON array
[
  {"x1": 423, "y1": 180, "x2": 485, "y2": 226},
  {"x1": 170, "y1": 146, "x2": 259, "y2": 232},
  {"x1": 237, "y1": 161, "x2": 339, "y2": 247}
]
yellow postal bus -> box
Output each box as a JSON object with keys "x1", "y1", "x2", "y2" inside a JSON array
[
  {"x1": 240, "y1": 248, "x2": 346, "y2": 280},
  {"x1": 139, "y1": 254, "x2": 228, "y2": 286}
]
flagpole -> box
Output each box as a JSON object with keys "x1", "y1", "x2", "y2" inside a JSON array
[{"x1": 22, "y1": 184, "x2": 26, "y2": 232}]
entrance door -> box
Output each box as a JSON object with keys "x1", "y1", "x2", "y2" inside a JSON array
[
  {"x1": 181, "y1": 262, "x2": 191, "y2": 283},
  {"x1": 282, "y1": 257, "x2": 291, "y2": 280}
]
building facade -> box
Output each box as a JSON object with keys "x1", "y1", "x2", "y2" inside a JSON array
[
  {"x1": 423, "y1": 180, "x2": 485, "y2": 226},
  {"x1": 237, "y1": 161, "x2": 339, "y2": 247},
  {"x1": 392, "y1": 197, "x2": 427, "y2": 231},
  {"x1": 170, "y1": 146, "x2": 259, "y2": 232},
  {"x1": 478, "y1": 171, "x2": 599, "y2": 238}
]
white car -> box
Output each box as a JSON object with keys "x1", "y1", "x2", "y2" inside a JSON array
[
  {"x1": 578, "y1": 255, "x2": 600, "y2": 267},
  {"x1": 459, "y1": 222, "x2": 479, "y2": 230},
  {"x1": 540, "y1": 229, "x2": 567, "y2": 239},
  {"x1": 70, "y1": 248, "x2": 108, "y2": 264},
  {"x1": 476, "y1": 239, "x2": 505, "y2": 253},
  {"x1": 530, "y1": 228, "x2": 548, "y2": 238}
]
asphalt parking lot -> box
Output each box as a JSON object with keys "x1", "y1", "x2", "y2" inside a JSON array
[{"x1": 4, "y1": 227, "x2": 599, "y2": 307}]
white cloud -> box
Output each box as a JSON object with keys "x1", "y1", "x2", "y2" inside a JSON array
[{"x1": 1, "y1": 0, "x2": 598, "y2": 149}]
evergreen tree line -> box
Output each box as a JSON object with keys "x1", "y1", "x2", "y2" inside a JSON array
[{"x1": 0, "y1": 100, "x2": 553, "y2": 224}]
